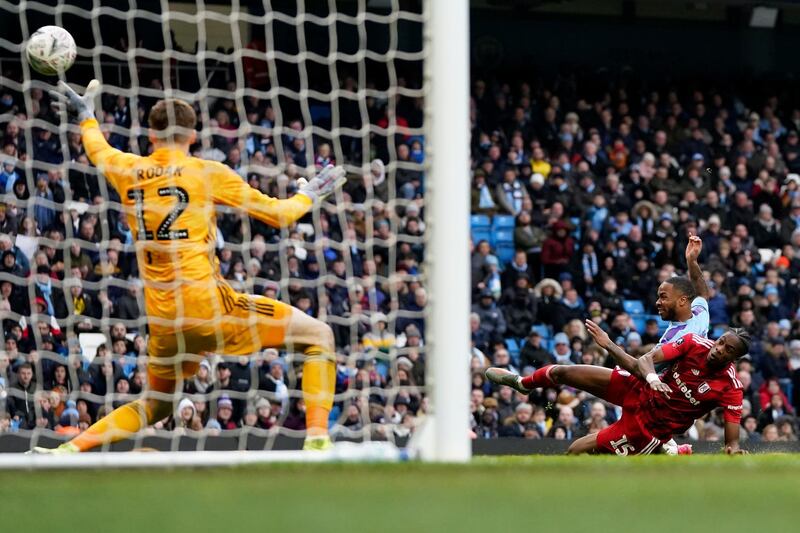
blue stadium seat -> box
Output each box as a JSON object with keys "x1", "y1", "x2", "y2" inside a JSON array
[
  {"x1": 505, "y1": 337, "x2": 520, "y2": 365},
  {"x1": 569, "y1": 217, "x2": 582, "y2": 240},
  {"x1": 631, "y1": 313, "x2": 647, "y2": 334},
  {"x1": 531, "y1": 324, "x2": 552, "y2": 340},
  {"x1": 492, "y1": 228, "x2": 515, "y2": 247},
  {"x1": 623, "y1": 300, "x2": 645, "y2": 315},
  {"x1": 471, "y1": 229, "x2": 492, "y2": 245},
  {"x1": 496, "y1": 243, "x2": 516, "y2": 265},
  {"x1": 309, "y1": 104, "x2": 332, "y2": 127},
  {"x1": 471, "y1": 214, "x2": 492, "y2": 245},
  {"x1": 492, "y1": 215, "x2": 516, "y2": 230},
  {"x1": 711, "y1": 325, "x2": 727, "y2": 340},
  {"x1": 470, "y1": 214, "x2": 491, "y2": 230}
]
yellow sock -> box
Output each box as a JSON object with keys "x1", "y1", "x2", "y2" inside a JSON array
[
  {"x1": 302, "y1": 346, "x2": 335, "y2": 437},
  {"x1": 69, "y1": 400, "x2": 150, "y2": 452}
]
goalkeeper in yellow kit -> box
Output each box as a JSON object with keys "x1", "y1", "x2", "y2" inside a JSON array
[{"x1": 34, "y1": 80, "x2": 343, "y2": 453}]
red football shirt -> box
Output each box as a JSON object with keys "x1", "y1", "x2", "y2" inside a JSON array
[{"x1": 638, "y1": 333, "x2": 744, "y2": 439}]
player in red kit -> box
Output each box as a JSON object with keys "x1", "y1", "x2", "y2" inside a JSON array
[{"x1": 486, "y1": 323, "x2": 750, "y2": 455}]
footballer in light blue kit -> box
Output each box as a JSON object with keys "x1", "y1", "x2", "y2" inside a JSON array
[
  {"x1": 658, "y1": 294, "x2": 710, "y2": 345},
  {"x1": 651, "y1": 235, "x2": 712, "y2": 454},
  {"x1": 654, "y1": 235, "x2": 710, "y2": 346}
]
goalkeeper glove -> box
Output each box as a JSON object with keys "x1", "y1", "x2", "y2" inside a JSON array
[
  {"x1": 49, "y1": 79, "x2": 100, "y2": 122},
  {"x1": 297, "y1": 164, "x2": 346, "y2": 202}
]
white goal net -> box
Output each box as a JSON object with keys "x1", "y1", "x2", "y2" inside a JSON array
[{"x1": 0, "y1": 0, "x2": 470, "y2": 463}]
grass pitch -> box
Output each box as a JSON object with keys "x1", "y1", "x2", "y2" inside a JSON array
[{"x1": 1, "y1": 455, "x2": 798, "y2": 533}]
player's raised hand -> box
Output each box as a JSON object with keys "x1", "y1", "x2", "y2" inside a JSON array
[
  {"x1": 49, "y1": 79, "x2": 100, "y2": 122},
  {"x1": 685, "y1": 233, "x2": 703, "y2": 264},
  {"x1": 298, "y1": 164, "x2": 346, "y2": 202},
  {"x1": 585, "y1": 319, "x2": 611, "y2": 349}
]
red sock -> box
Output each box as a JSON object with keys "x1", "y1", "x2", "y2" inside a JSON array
[{"x1": 521, "y1": 365, "x2": 557, "y2": 389}]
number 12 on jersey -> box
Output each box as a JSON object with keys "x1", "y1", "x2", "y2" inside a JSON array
[{"x1": 127, "y1": 186, "x2": 190, "y2": 241}]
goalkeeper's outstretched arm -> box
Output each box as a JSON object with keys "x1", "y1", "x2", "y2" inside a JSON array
[
  {"x1": 80, "y1": 118, "x2": 140, "y2": 191},
  {"x1": 210, "y1": 164, "x2": 345, "y2": 228}
]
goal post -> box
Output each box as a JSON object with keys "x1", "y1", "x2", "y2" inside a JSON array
[
  {"x1": 0, "y1": 0, "x2": 471, "y2": 466},
  {"x1": 421, "y1": 0, "x2": 471, "y2": 462}
]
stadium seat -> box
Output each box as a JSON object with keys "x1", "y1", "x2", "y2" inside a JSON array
[
  {"x1": 471, "y1": 228, "x2": 492, "y2": 245},
  {"x1": 631, "y1": 314, "x2": 647, "y2": 334},
  {"x1": 471, "y1": 214, "x2": 492, "y2": 245},
  {"x1": 531, "y1": 324, "x2": 552, "y2": 340},
  {"x1": 492, "y1": 228, "x2": 515, "y2": 247},
  {"x1": 623, "y1": 300, "x2": 645, "y2": 315},
  {"x1": 78, "y1": 333, "x2": 107, "y2": 363},
  {"x1": 309, "y1": 104, "x2": 332, "y2": 127},
  {"x1": 496, "y1": 243, "x2": 516, "y2": 265},
  {"x1": 569, "y1": 217, "x2": 582, "y2": 240},
  {"x1": 505, "y1": 337, "x2": 520, "y2": 365},
  {"x1": 470, "y1": 214, "x2": 491, "y2": 230},
  {"x1": 711, "y1": 325, "x2": 727, "y2": 340},
  {"x1": 492, "y1": 215, "x2": 515, "y2": 231}
]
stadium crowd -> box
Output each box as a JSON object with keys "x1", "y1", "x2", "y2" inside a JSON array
[
  {"x1": 1, "y1": 69, "x2": 800, "y2": 447},
  {"x1": 467, "y1": 76, "x2": 800, "y2": 444}
]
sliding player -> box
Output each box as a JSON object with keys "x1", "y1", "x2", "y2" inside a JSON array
[
  {"x1": 35, "y1": 80, "x2": 345, "y2": 453},
  {"x1": 486, "y1": 323, "x2": 750, "y2": 455}
]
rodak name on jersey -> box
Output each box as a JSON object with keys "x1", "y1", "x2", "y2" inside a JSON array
[{"x1": 136, "y1": 165, "x2": 184, "y2": 180}]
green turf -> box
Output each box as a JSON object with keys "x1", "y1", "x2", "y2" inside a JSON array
[{"x1": 2, "y1": 455, "x2": 799, "y2": 533}]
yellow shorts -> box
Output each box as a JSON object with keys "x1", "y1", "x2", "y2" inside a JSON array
[{"x1": 145, "y1": 279, "x2": 293, "y2": 380}]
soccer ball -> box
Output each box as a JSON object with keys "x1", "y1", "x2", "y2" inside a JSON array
[{"x1": 26, "y1": 26, "x2": 77, "y2": 76}]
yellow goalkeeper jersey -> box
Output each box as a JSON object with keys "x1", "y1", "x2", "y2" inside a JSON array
[{"x1": 80, "y1": 118, "x2": 311, "y2": 335}]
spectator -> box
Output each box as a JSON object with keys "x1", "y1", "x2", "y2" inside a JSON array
[
  {"x1": 758, "y1": 378, "x2": 793, "y2": 414},
  {"x1": 757, "y1": 390, "x2": 792, "y2": 432},
  {"x1": 174, "y1": 397, "x2": 201, "y2": 432},
  {"x1": 214, "y1": 362, "x2": 246, "y2": 422},
  {"x1": 8, "y1": 363, "x2": 36, "y2": 429},
  {"x1": 547, "y1": 405, "x2": 580, "y2": 439},
  {"x1": 762, "y1": 423, "x2": 780, "y2": 442},
  {"x1": 584, "y1": 401, "x2": 609, "y2": 434},
  {"x1": 186, "y1": 372, "x2": 216, "y2": 406},
  {"x1": 215, "y1": 396, "x2": 238, "y2": 430},
  {"x1": 500, "y1": 273, "x2": 538, "y2": 341},
  {"x1": 541, "y1": 221, "x2": 574, "y2": 279},
  {"x1": 499, "y1": 402, "x2": 534, "y2": 437},
  {"x1": 471, "y1": 289, "x2": 507, "y2": 347},
  {"x1": 258, "y1": 360, "x2": 289, "y2": 408},
  {"x1": 253, "y1": 397, "x2": 276, "y2": 429},
  {"x1": 519, "y1": 330, "x2": 553, "y2": 373},
  {"x1": 496, "y1": 168, "x2": 529, "y2": 215},
  {"x1": 777, "y1": 416, "x2": 799, "y2": 441},
  {"x1": 551, "y1": 333, "x2": 575, "y2": 365},
  {"x1": 477, "y1": 397, "x2": 499, "y2": 438}
]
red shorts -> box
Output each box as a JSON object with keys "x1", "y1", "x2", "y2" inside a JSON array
[{"x1": 595, "y1": 369, "x2": 664, "y2": 456}]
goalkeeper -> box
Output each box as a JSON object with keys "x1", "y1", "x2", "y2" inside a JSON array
[{"x1": 36, "y1": 80, "x2": 345, "y2": 452}]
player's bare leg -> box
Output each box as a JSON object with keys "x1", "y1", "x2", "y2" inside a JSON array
[
  {"x1": 567, "y1": 432, "x2": 599, "y2": 455},
  {"x1": 486, "y1": 365, "x2": 614, "y2": 401},
  {"x1": 282, "y1": 308, "x2": 337, "y2": 451}
]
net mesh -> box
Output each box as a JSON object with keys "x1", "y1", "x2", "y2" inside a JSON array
[{"x1": 0, "y1": 0, "x2": 427, "y2": 451}]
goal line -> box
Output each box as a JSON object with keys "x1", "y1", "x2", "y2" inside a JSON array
[{"x1": 0, "y1": 442, "x2": 410, "y2": 470}]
